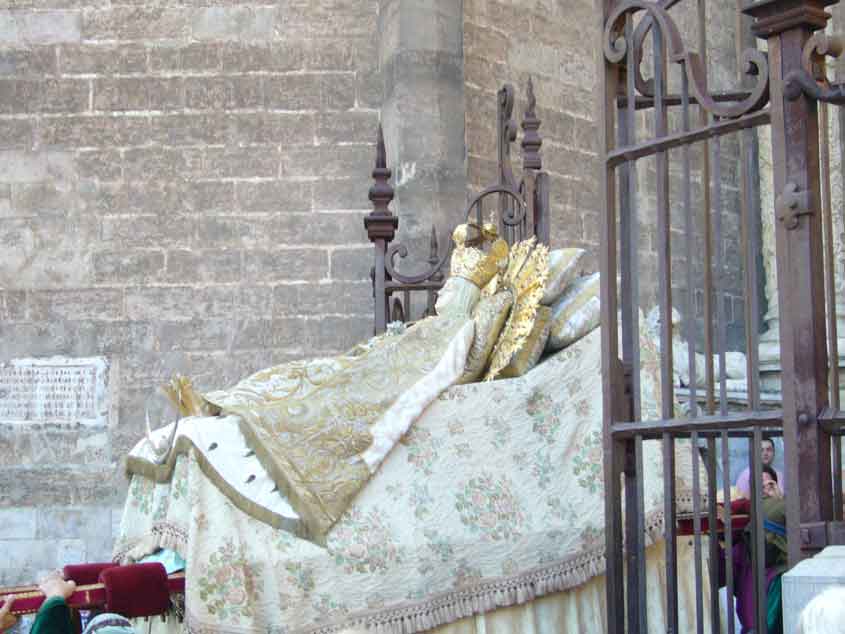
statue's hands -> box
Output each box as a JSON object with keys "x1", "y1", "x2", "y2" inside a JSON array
[
  {"x1": 38, "y1": 571, "x2": 76, "y2": 601},
  {"x1": 0, "y1": 596, "x2": 17, "y2": 632}
]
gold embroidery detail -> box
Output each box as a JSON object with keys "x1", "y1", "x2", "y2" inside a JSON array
[{"x1": 484, "y1": 238, "x2": 550, "y2": 380}]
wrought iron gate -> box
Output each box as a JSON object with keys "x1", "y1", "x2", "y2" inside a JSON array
[{"x1": 598, "y1": 0, "x2": 845, "y2": 632}]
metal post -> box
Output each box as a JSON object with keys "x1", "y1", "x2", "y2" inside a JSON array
[{"x1": 744, "y1": 0, "x2": 835, "y2": 563}]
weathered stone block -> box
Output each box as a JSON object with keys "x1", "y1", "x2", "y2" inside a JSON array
[
  {"x1": 93, "y1": 320, "x2": 155, "y2": 355},
  {"x1": 125, "y1": 286, "x2": 236, "y2": 321},
  {"x1": 157, "y1": 319, "x2": 234, "y2": 352},
  {"x1": 273, "y1": 281, "x2": 374, "y2": 316},
  {"x1": 0, "y1": 47, "x2": 57, "y2": 76},
  {"x1": 243, "y1": 248, "x2": 328, "y2": 283},
  {"x1": 0, "y1": 507, "x2": 36, "y2": 539},
  {"x1": 0, "y1": 290, "x2": 26, "y2": 321},
  {"x1": 82, "y1": 7, "x2": 189, "y2": 41},
  {"x1": 0, "y1": 79, "x2": 34, "y2": 113},
  {"x1": 36, "y1": 506, "x2": 111, "y2": 541},
  {"x1": 40, "y1": 115, "x2": 150, "y2": 148},
  {"x1": 102, "y1": 214, "x2": 194, "y2": 248},
  {"x1": 220, "y1": 42, "x2": 303, "y2": 73},
  {"x1": 94, "y1": 77, "x2": 183, "y2": 112},
  {"x1": 187, "y1": 181, "x2": 235, "y2": 213},
  {"x1": 93, "y1": 250, "x2": 165, "y2": 284},
  {"x1": 75, "y1": 149, "x2": 122, "y2": 181},
  {"x1": 0, "y1": 321, "x2": 98, "y2": 359},
  {"x1": 330, "y1": 246, "x2": 372, "y2": 281},
  {"x1": 192, "y1": 6, "x2": 276, "y2": 42},
  {"x1": 0, "y1": 119, "x2": 34, "y2": 149},
  {"x1": 0, "y1": 466, "x2": 124, "y2": 507},
  {"x1": 123, "y1": 147, "x2": 202, "y2": 182},
  {"x1": 196, "y1": 215, "x2": 257, "y2": 247},
  {"x1": 11, "y1": 183, "x2": 68, "y2": 215},
  {"x1": 316, "y1": 111, "x2": 377, "y2": 145},
  {"x1": 312, "y1": 177, "x2": 371, "y2": 210},
  {"x1": 0, "y1": 150, "x2": 49, "y2": 182},
  {"x1": 280, "y1": 145, "x2": 370, "y2": 179},
  {"x1": 264, "y1": 73, "x2": 355, "y2": 111},
  {"x1": 228, "y1": 111, "x2": 315, "y2": 146},
  {"x1": 356, "y1": 68, "x2": 382, "y2": 110},
  {"x1": 184, "y1": 75, "x2": 261, "y2": 110},
  {"x1": 83, "y1": 181, "x2": 187, "y2": 216},
  {"x1": 28, "y1": 289, "x2": 123, "y2": 321},
  {"x1": 39, "y1": 78, "x2": 90, "y2": 114},
  {"x1": 60, "y1": 43, "x2": 147, "y2": 75},
  {"x1": 149, "y1": 113, "x2": 229, "y2": 146},
  {"x1": 269, "y1": 212, "x2": 368, "y2": 245},
  {"x1": 235, "y1": 180, "x2": 311, "y2": 212},
  {"x1": 204, "y1": 146, "x2": 278, "y2": 179},
  {"x1": 165, "y1": 248, "x2": 242, "y2": 284},
  {"x1": 0, "y1": 10, "x2": 81, "y2": 45},
  {"x1": 302, "y1": 39, "x2": 356, "y2": 71}
]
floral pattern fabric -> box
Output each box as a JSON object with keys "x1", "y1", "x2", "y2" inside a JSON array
[{"x1": 114, "y1": 328, "x2": 702, "y2": 634}]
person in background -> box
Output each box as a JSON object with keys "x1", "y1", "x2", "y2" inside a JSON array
[
  {"x1": 797, "y1": 586, "x2": 845, "y2": 634},
  {"x1": 0, "y1": 572, "x2": 76, "y2": 634},
  {"x1": 735, "y1": 438, "x2": 784, "y2": 499}
]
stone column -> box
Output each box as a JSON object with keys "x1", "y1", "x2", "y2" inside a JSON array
[{"x1": 378, "y1": 0, "x2": 466, "y2": 272}]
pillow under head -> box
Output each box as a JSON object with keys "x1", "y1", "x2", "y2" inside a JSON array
[
  {"x1": 546, "y1": 272, "x2": 601, "y2": 352},
  {"x1": 541, "y1": 248, "x2": 586, "y2": 305},
  {"x1": 458, "y1": 289, "x2": 513, "y2": 384}
]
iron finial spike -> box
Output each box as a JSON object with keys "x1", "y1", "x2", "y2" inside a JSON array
[
  {"x1": 429, "y1": 224, "x2": 439, "y2": 262},
  {"x1": 376, "y1": 123, "x2": 386, "y2": 170},
  {"x1": 526, "y1": 75, "x2": 536, "y2": 118}
]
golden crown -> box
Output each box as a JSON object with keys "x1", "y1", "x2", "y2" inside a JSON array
[{"x1": 450, "y1": 223, "x2": 509, "y2": 288}]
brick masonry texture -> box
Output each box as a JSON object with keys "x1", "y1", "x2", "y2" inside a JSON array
[{"x1": 0, "y1": 0, "x2": 378, "y2": 582}]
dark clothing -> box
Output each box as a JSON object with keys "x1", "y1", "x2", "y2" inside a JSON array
[{"x1": 30, "y1": 597, "x2": 73, "y2": 634}]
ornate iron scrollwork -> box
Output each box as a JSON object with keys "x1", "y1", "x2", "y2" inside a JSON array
[
  {"x1": 604, "y1": 0, "x2": 769, "y2": 118},
  {"x1": 784, "y1": 33, "x2": 845, "y2": 104}
]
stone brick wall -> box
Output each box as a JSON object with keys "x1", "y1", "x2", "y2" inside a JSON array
[
  {"x1": 0, "y1": 1, "x2": 379, "y2": 584},
  {"x1": 463, "y1": 0, "x2": 749, "y2": 349}
]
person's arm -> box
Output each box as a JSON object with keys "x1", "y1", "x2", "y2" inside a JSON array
[
  {"x1": 0, "y1": 596, "x2": 16, "y2": 632},
  {"x1": 30, "y1": 574, "x2": 76, "y2": 634}
]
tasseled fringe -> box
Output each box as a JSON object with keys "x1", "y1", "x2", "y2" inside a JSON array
[
  {"x1": 112, "y1": 522, "x2": 188, "y2": 565},
  {"x1": 170, "y1": 548, "x2": 612, "y2": 634}
]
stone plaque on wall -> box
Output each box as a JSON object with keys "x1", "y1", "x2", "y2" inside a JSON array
[{"x1": 0, "y1": 357, "x2": 109, "y2": 426}]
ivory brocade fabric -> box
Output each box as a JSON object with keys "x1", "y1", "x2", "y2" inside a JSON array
[
  {"x1": 201, "y1": 312, "x2": 475, "y2": 542},
  {"x1": 115, "y1": 328, "x2": 709, "y2": 634}
]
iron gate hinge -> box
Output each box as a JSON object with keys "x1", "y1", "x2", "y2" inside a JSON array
[{"x1": 776, "y1": 182, "x2": 813, "y2": 230}]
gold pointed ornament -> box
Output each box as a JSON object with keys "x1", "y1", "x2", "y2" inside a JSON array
[
  {"x1": 484, "y1": 237, "x2": 550, "y2": 380},
  {"x1": 161, "y1": 374, "x2": 221, "y2": 418}
]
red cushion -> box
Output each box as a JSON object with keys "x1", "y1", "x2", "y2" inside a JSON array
[
  {"x1": 99, "y1": 563, "x2": 170, "y2": 618},
  {"x1": 63, "y1": 563, "x2": 119, "y2": 586}
]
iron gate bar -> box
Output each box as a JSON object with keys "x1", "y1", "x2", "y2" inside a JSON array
[
  {"x1": 606, "y1": 109, "x2": 771, "y2": 167},
  {"x1": 712, "y1": 128, "x2": 729, "y2": 417},
  {"x1": 723, "y1": 431, "x2": 737, "y2": 634},
  {"x1": 597, "y1": 0, "x2": 625, "y2": 630},
  {"x1": 691, "y1": 431, "x2": 704, "y2": 634},
  {"x1": 619, "y1": 90, "x2": 761, "y2": 109},
  {"x1": 698, "y1": 0, "x2": 716, "y2": 417},
  {"x1": 750, "y1": 427, "x2": 768, "y2": 634},
  {"x1": 706, "y1": 436, "x2": 721, "y2": 634},
  {"x1": 612, "y1": 410, "x2": 784, "y2": 437}
]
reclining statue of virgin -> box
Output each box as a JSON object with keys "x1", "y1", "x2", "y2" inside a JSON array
[{"x1": 126, "y1": 220, "x2": 548, "y2": 544}]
